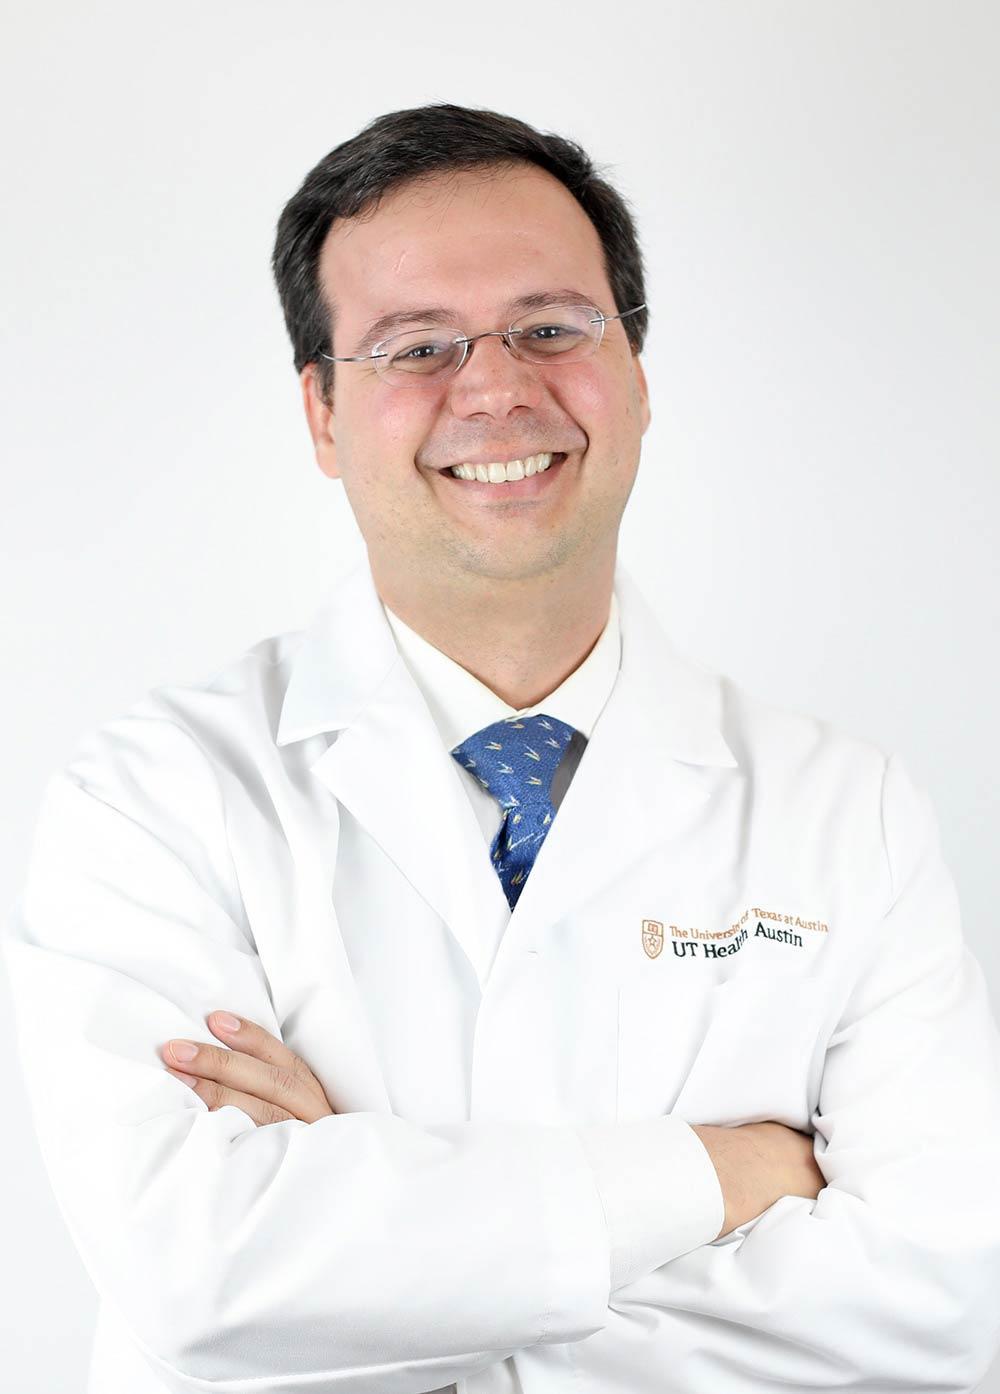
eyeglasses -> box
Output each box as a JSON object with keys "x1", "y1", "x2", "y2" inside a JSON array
[{"x1": 318, "y1": 301, "x2": 646, "y2": 389}]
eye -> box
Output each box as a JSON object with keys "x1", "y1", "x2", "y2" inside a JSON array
[
  {"x1": 388, "y1": 335, "x2": 462, "y2": 368},
  {"x1": 526, "y1": 324, "x2": 571, "y2": 340},
  {"x1": 397, "y1": 341, "x2": 446, "y2": 361}
]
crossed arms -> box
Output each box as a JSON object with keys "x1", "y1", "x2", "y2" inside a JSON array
[{"x1": 5, "y1": 718, "x2": 1000, "y2": 1392}]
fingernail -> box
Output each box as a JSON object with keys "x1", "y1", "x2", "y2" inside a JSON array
[
  {"x1": 212, "y1": 1012, "x2": 241, "y2": 1033},
  {"x1": 171, "y1": 1070, "x2": 199, "y2": 1087},
  {"x1": 170, "y1": 1041, "x2": 198, "y2": 1062}
]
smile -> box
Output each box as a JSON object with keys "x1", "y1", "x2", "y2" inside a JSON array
[
  {"x1": 448, "y1": 452, "x2": 564, "y2": 483},
  {"x1": 438, "y1": 452, "x2": 570, "y2": 502}
]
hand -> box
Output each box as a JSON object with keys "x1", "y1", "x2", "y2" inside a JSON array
[
  {"x1": 691, "y1": 1120, "x2": 826, "y2": 1239},
  {"x1": 160, "y1": 1012, "x2": 336, "y2": 1126}
]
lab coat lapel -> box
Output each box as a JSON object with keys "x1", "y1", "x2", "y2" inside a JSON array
[
  {"x1": 489, "y1": 563, "x2": 741, "y2": 978},
  {"x1": 276, "y1": 554, "x2": 740, "y2": 993},
  {"x1": 276, "y1": 554, "x2": 510, "y2": 989}
]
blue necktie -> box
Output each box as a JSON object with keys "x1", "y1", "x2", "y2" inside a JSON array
[{"x1": 450, "y1": 712, "x2": 578, "y2": 910}]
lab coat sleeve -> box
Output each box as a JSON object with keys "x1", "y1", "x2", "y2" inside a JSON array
[
  {"x1": 576, "y1": 1114, "x2": 725, "y2": 1290},
  {"x1": 611, "y1": 750, "x2": 1000, "y2": 1391},
  {"x1": 1, "y1": 712, "x2": 709, "y2": 1394}
]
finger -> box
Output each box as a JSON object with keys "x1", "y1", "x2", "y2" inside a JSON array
[
  {"x1": 164, "y1": 1064, "x2": 296, "y2": 1127},
  {"x1": 161, "y1": 1038, "x2": 308, "y2": 1117},
  {"x1": 205, "y1": 1011, "x2": 334, "y2": 1118},
  {"x1": 205, "y1": 1012, "x2": 326, "y2": 1097},
  {"x1": 160, "y1": 1036, "x2": 330, "y2": 1124}
]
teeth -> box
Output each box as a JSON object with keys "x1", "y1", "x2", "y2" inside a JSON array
[{"x1": 450, "y1": 452, "x2": 555, "y2": 482}]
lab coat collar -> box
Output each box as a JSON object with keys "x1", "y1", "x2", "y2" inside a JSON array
[
  {"x1": 276, "y1": 554, "x2": 401, "y2": 747},
  {"x1": 276, "y1": 551, "x2": 739, "y2": 990},
  {"x1": 276, "y1": 551, "x2": 737, "y2": 770}
]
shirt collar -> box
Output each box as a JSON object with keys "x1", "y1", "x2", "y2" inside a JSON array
[{"x1": 381, "y1": 591, "x2": 621, "y2": 752}]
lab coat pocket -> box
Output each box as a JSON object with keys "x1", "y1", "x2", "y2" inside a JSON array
[{"x1": 617, "y1": 974, "x2": 826, "y2": 1132}]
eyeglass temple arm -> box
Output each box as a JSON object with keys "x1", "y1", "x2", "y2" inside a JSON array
[
  {"x1": 599, "y1": 302, "x2": 646, "y2": 323},
  {"x1": 319, "y1": 349, "x2": 388, "y2": 362}
]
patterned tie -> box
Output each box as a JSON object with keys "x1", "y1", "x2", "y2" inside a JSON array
[{"x1": 450, "y1": 712, "x2": 578, "y2": 910}]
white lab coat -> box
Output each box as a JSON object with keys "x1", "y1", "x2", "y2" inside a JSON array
[{"x1": 5, "y1": 550, "x2": 1000, "y2": 1393}]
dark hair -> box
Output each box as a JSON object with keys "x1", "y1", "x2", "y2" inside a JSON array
[{"x1": 270, "y1": 102, "x2": 648, "y2": 404}]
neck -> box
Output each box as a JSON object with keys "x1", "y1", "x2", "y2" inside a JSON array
[{"x1": 371, "y1": 552, "x2": 617, "y2": 710}]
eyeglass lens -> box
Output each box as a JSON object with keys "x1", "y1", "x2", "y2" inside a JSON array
[{"x1": 376, "y1": 304, "x2": 602, "y2": 383}]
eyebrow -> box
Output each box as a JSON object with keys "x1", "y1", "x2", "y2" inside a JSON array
[{"x1": 352, "y1": 287, "x2": 599, "y2": 356}]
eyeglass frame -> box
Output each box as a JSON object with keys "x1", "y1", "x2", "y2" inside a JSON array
[{"x1": 317, "y1": 301, "x2": 647, "y2": 383}]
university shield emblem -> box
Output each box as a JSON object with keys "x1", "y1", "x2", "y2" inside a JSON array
[{"x1": 642, "y1": 919, "x2": 664, "y2": 959}]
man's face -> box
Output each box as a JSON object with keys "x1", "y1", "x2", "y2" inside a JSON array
[{"x1": 301, "y1": 161, "x2": 651, "y2": 587}]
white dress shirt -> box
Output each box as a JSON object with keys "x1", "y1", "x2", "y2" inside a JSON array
[{"x1": 381, "y1": 590, "x2": 621, "y2": 839}]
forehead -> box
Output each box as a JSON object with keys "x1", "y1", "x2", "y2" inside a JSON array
[{"x1": 318, "y1": 163, "x2": 612, "y2": 331}]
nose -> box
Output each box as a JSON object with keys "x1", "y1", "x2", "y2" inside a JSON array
[{"x1": 447, "y1": 329, "x2": 545, "y2": 418}]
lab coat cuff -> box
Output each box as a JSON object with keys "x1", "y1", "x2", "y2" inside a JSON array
[
  {"x1": 531, "y1": 1126, "x2": 624, "y2": 1341},
  {"x1": 576, "y1": 1114, "x2": 726, "y2": 1291}
]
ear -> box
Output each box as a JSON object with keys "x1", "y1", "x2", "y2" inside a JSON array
[
  {"x1": 633, "y1": 354, "x2": 652, "y2": 435},
  {"x1": 300, "y1": 362, "x2": 340, "y2": 480}
]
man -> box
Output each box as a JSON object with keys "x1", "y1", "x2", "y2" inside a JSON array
[{"x1": 5, "y1": 102, "x2": 1000, "y2": 1394}]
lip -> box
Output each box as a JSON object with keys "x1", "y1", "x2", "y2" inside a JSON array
[{"x1": 436, "y1": 452, "x2": 569, "y2": 501}]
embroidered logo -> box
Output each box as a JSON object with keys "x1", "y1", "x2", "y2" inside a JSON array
[
  {"x1": 641, "y1": 919, "x2": 664, "y2": 959},
  {"x1": 644, "y1": 906, "x2": 830, "y2": 962}
]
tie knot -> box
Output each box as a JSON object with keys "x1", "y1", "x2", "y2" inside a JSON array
[{"x1": 451, "y1": 712, "x2": 578, "y2": 810}]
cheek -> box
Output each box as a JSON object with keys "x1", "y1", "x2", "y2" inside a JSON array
[
  {"x1": 380, "y1": 403, "x2": 426, "y2": 459},
  {"x1": 556, "y1": 364, "x2": 631, "y2": 436},
  {"x1": 345, "y1": 386, "x2": 434, "y2": 463}
]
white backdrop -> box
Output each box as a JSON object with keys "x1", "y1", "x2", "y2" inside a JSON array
[{"x1": 2, "y1": 0, "x2": 997, "y2": 1386}]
